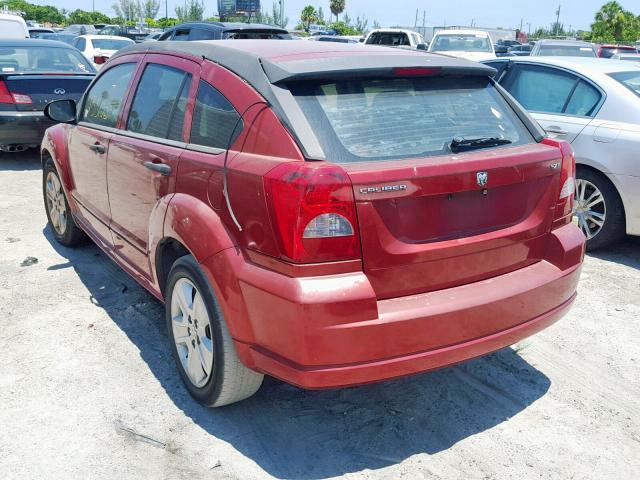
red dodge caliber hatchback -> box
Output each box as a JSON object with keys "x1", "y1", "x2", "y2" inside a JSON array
[{"x1": 42, "y1": 41, "x2": 585, "y2": 406}]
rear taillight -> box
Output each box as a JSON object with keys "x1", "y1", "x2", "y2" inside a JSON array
[
  {"x1": 0, "y1": 80, "x2": 31, "y2": 104},
  {"x1": 264, "y1": 163, "x2": 361, "y2": 263},
  {"x1": 94, "y1": 55, "x2": 108, "y2": 65},
  {"x1": 543, "y1": 138, "x2": 576, "y2": 227}
]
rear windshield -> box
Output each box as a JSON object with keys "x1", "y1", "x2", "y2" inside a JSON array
[
  {"x1": 538, "y1": 45, "x2": 596, "y2": 57},
  {"x1": 609, "y1": 71, "x2": 640, "y2": 97},
  {"x1": 290, "y1": 76, "x2": 532, "y2": 162},
  {"x1": 366, "y1": 32, "x2": 410, "y2": 46},
  {"x1": 431, "y1": 34, "x2": 492, "y2": 53},
  {"x1": 601, "y1": 46, "x2": 636, "y2": 58},
  {"x1": 223, "y1": 30, "x2": 291, "y2": 39},
  {"x1": 91, "y1": 39, "x2": 133, "y2": 50},
  {"x1": 0, "y1": 46, "x2": 93, "y2": 73}
]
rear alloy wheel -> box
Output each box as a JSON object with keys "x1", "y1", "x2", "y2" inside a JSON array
[
  {"x1": 574, "y1": 168, "x2": 625, "y2": 251},
  {"x1": 166, "y1": 256, "x2": 263, "y2": 407},
  {"x1": 42, "y1": 160, "x2": 86, "y2": 247}
]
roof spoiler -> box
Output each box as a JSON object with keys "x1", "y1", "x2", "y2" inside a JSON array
[{"x1": 261, "y1": 55, "x2": 496, "y2": 84}]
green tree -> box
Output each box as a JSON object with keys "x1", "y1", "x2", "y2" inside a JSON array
[
  {"x1": 140, "y1": 0, "x2": 160, "y2": 19},
  {"x1": 112, "y1": 0, "x2": 140, "y2": 22},
  {"x1": 68, "y1": 9, "x2": 111, "y2": 25},
  {"x1": 300, "y1": 5, "x2": 318, "y2": 32},
  {"x1": 175, "y1": 0, "x2": 205, "y2": 22},
  {"x1": 591, "y1": 1, "x2": 639, "y2": 42},
  {"x1": 329, "y1": 0, "x2": 345, "y2": 23}
]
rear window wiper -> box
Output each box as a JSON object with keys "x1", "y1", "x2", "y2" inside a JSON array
[{"x1": 449, "y1": 136, "x2": 512, "y2": 154}]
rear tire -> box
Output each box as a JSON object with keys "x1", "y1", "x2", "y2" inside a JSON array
[
  {"x1": 165, "y1": 255, "x2": 263, "y2": 407},
  {"x1": 43, "y1": 159, "x2": 86, "y2": 247},
  {"x1": 575, "y1": 167, "x2": 625, "y2": 251}
]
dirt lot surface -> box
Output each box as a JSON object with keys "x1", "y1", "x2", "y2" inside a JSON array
[{"x1": 1, "y1": 151, "x2": 639, "y2": 480}]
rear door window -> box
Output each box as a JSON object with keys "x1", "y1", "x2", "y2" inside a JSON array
[
  {"x1": 506, "y1": 65, "x2": 601, "y2": 116},
  {"x1": 189, "y1": 80, "x2": 242, "y2": 149},
  {"x1": 173, "y1": 29, "x2": 190, "y2": 41},
  {"x1": 81, "y1": 63, "x2": 136, "y2": 127},
  {"x1": 290, "y1": 76, "x2": 531, "y2": 162},
  {"x1": 189, "y1": 28, "x2": 216, "y2": 40},
  {"x1": 126, "y1": 63, "x2": 192, "y2": 141},
  {"x1": 366, "y1": 32, "x2": 410, "y2": 46}
]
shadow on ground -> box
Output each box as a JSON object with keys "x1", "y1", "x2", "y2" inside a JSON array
[
  {"x1": 0, "y1": 150, "x2": 41, "y2": 171},
  {"x1": 44, "y1": 226, "x2": 552, "y2": 479},
  {"x1": 588, "y1": 236, "x2": 640, "y2": 270}
]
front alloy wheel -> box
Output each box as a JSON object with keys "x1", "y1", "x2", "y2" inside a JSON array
[
  {"x1": 45, "y1": 171, "x2": 68, "y2": 237},
  {"x1": 574, "y1": 178, "x2": 606, "y2": 240}
]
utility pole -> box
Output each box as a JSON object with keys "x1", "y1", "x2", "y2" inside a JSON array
[
  {"x1": 165, "y1": 0, "x2": 168, "y2": 21},
  {"x1": 520, "y1": 18, "x2": 523, "y2": 32},
  {"x1": 555, "y1": 5, "x2": 561, "y2": 36},
  {"x1": 414, "y1": 9, "x2": 418, "y2": 29}
]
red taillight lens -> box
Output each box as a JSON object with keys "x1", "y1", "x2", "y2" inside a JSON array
[
  {"x1": 543, "y1": 138, "x2": 576, "y2": 227},
  {"x1": 264, "y1": 162, "x2": 361, "y2": 263},
  {"x1": 94, "y1": 55, "x2": 108, "y2": 65},
  {"x1": 0, "y1": 80, "x2": 31, "y2": 104}
]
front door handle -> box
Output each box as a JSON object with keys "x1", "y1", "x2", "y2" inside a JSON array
[
  {"x1": 144, "y1": 161, "x2": 171, "y2": 176},
  {"x1": 89, "y1": 143, "x2": 106, "y2": 154},
  {"x1": 545, "y1": 126, "x2": 568, "y2": 136}
]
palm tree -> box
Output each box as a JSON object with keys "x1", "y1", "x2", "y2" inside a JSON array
[
  {"x1": 329, "y1": 0, "x2": 345, "y2": 23},
  {"x1": 300, "y1": 5, "x2": 318, "y2": 33}
]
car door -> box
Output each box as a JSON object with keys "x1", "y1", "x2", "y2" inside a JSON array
[
  {"x1": 67, "y1": 58, "x2": 139, "y2": 247},
  {"x1": 499, "y1": 63, "x2": 602, "y2": 143},
  {"x1": 106, "y1": 54, "x2": 200, "y2": 280}
]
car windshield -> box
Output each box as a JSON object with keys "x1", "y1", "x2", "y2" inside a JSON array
[
  {"x1": 538, "y1": 45, "x2": 596, "y2": 57},
  {"x1": 366, "y1": 32, "x2": 411, "y2": 46},
  {"x1": 601, "y1": 46, "x2": 636, "y2": 58},
  {"x1": 0, "y1": 46, "x2": 93, "y2": 73},
  {"x1": 38, "y1": 34, "x2": 76, "y2": 45},
  {"x1": 609, "y1": 71, "x2": 640, "y2": 97},
  {"x1": 290, "y1": 76, "x2": 531, "y2": 162},
  {"x1": 431, "y1": 34, "x2": 492, "y2": 52},
  {"x1": 91, "y1": 39, "x2": 133, "y2": 50}
]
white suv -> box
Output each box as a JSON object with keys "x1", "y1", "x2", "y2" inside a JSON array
[
  {"x1": 428, "y1": 29, "x2": 496, "y2": 61},
  {"x1": 364, "y1": 29, "x2": 427, "y2": 50}
]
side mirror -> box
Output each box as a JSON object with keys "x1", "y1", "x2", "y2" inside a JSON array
[
  {"x1": 44, "y1": 99, "x2": 77, "y2": 124},
  {"x1": 416, "y1": 43, "x2": 428, "y2": 50}
]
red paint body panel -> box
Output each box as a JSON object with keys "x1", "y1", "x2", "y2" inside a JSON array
[
  {"x1": 42, "y1": 47, "x2": 586, "y2": 391},
  {"x1": 202, "y1": 223, "x2": 583, "y2": 388}
]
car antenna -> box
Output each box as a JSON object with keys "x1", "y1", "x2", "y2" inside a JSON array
[{"x1": 223, "y1": 101, "x2": 268, "y2": 232}]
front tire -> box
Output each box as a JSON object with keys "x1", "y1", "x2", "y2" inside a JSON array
[
  {"x1": 574, "y1": 168, "x2": 625, "y2": 251},
  {"x1": 43, "y1": 159, "x2": 86, "y2": 247},
  {"x1": 166, "y1": 255, "x2": 263, "y2": 407}
]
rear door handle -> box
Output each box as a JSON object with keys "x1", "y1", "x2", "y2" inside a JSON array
[
  {"x1": 144, "y1": 161, "x2": 171, "y2": 176},
  {"x1": 89, "y1": 143, "x2": 106, "y2": 154},
  {"x1": 545, "y1": 126, "x2": 568, "y2": 136}
]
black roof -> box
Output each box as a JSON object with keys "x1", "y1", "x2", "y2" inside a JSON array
[
  {"x1": 0, "y1": 38, "x2": 76, "y2": 48},
  {"x1": 113, "y1": 40, "x2": 496, "y2": 159}
]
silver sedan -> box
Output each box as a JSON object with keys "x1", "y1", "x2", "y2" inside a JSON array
[{"x1": 486, "y1": 56, "x2": 640, "y2": 250}]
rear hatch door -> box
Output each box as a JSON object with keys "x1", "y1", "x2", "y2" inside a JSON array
[{"x1": 347, "y1": 144, "x2": 563, "y2": 299}]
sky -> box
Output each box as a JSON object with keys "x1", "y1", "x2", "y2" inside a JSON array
[{"x1": 32, "y1": 0, "x2": 635, "y2": 32}]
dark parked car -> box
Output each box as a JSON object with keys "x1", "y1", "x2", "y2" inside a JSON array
[
  {"x1": 508, "y1": 44, "x2": 532, "y2": 56},
  {"x1": 36, "y1": 33, "x2": 78, "y2": 46},
  {"x1": 28, "y1": 28, "x2": 55, "y2": 38},
  {"x1": 98, "y1": 25, "x2": 150, "y2": 43},
  {"x1": 0, "y1": 39, "x2": 95, "y2": 153},
  {"x1": 41, "y1": 40, "x2": 583, "y2": 406},
  {"x1": 494, "y1": 44, "x2": 513, "y2": 57},
  {"x1": 497, "y1": 39, "x2": 521, "y2": 48},
  {"x1": 157, "y1": 22, "x2": 291, "y2": 41}
]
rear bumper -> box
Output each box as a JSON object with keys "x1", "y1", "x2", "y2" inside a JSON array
[
  {"x1": 0, "y1": 111, "x2": 53, "y2": 147},
  {"x1": 203, "y1": 224, "x2": 585, "y2": 389}
]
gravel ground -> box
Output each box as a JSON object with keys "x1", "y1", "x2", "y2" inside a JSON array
[{"x1": 1, "y1": 151, "x2": 639, "y2": 480}]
